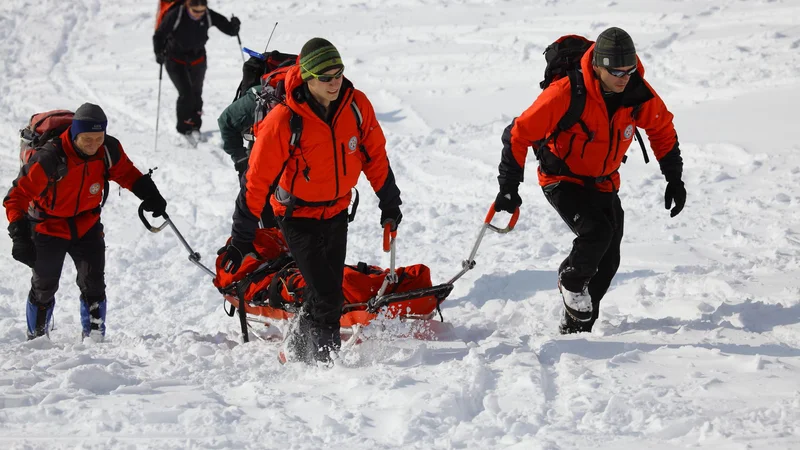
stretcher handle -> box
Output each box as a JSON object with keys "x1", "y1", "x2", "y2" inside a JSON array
[
  {"x1": 484, "y1": 203, "x2": 520, "y2": 234},
  {"x1": 445, "y1": 203, "x2": 520, "y2": 286},
  {"x1": 138, "y1": 203, "x2": 169, "y2": 233},
  {"x1": 138, "y1": 203, "x2": 215, "y2": 278},
  {"x1": 382, "y1": 223, "x2": 397, "y2": 253}
]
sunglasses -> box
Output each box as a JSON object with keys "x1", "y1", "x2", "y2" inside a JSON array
[
  {"x1": 605, "y1": 66, "x2": 637, "y2": 78},
  {"x1": 309, "y1": 67, "x2": 345, "y2": 83},
  {"x1": 189, "y1": 7, "x2": 207, "y2": 14}
]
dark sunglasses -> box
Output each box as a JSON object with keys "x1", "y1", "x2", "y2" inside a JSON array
[
  {"x1": 605, "y1": 66, "x2": 637, "y2": 78},
  {"x1": 312, "y1": 67, "x2": 345, "y2": 83},
  {"x1": 189, "y1": 7, "x2": 207, "y2": 14}
]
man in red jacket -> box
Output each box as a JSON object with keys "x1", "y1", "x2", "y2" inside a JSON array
[
  {"x1": 4, "y1": 103, "x2": 168, "y2": 341},
  {"x1": 219, "y1": 38, "x2": 403, "y2": 364},
  {"x1": 495, "y1": 27, "x2": 686, "y2": 334}
]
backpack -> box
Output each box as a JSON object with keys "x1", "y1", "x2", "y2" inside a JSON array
[
  {"x1": 154, "y1": 0, "x2": 179, "y2": 30},
  {"x1": 234, "y1": 50, "x2": 298, "y2": 103},
  {"x1": 539, "y1": 34, "x2": 649, "y2": 164},
  {"x1": 19, "y1": 110, "x2": 114, "y2": 207}
]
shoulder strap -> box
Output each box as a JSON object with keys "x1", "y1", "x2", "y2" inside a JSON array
[
  {"x1": 630, "y1": 104, "x2": 649, "y2": 164},
  {"x1": 172, "y1": 5, "x2": 183, "y2": 31},
  {"x1": 557, "y1": 70, "x2": 592, "y2": 139},
  {"x1": 349, "y1": 100, "x2": 371, "y2": 163}
]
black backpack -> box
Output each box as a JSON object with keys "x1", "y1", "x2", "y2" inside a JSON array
[
  {"x1": 233, "y1": 50, "x2": 298, "y2": 103},
  {"x1": 539, "y1": 34, "x2": 648, "y2": 164}
]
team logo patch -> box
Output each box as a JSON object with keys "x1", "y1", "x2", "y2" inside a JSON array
[
  {"x1": 348, "y1": 136, "x2": 358, "y2": 153},
  {"x1": 623, "y1": 124, "x2": 634, "y2": 140},
  {"x1": 89, "y1": 183, "x2": 102, "y2": 195}
]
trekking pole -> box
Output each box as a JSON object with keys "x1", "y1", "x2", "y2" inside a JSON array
[
  {"x1": 445, "y1": 203, "x2": 520, "y2": 285},
  {"x1": 263, "y1": 22, "x2": 278, "y2": 52},
  {"x1": 232, "y1": 15, "x2": 246, "y2": 64},
  {"x1": 138, "y1": 204, "x2": 216, "y2": 278},
  {"x1": 154, "y1": 63, "x2": 163, "y2": 152}
]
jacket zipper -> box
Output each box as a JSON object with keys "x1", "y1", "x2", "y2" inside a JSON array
[
  {"x1": 289, "y1": 159, "x2": 299, "y2": 193},
  {"x1": 340, "y1": 143, "x2": 347, "y2": 176},
  {"x1": 612, "y1": 129, "x2": 621, "y2": 163},
  {"x1": 601, "y1": 117, "x2": 614, "y2": 176},
  {"x1": 331, "y1": 127, "x2": 339, "y2": 197},
  {"x1": 73, "y1": 162, "x2": 88, "y2": 216}
]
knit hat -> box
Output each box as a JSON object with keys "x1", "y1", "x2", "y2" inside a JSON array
[
  {"x1": 188, "y1": 0, "x2": 207, "y2": 6},
  {"x1": 593, "y1": 27, "x2": 637, "y2": 68},
  {"x1": 299, "y1": 38, "x2": 344, "y2": 82},
  {"x1": 70, "y1": 103, "x2": 108, "y2": 140}
]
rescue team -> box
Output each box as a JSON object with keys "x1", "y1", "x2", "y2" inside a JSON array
[{"x1": 5, "y1": 1, "x2": 685, "y2": 364}]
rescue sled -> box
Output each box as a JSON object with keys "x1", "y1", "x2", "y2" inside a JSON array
[{"x1": 139, "y1": 203, "x2": 519, "y2": 344}]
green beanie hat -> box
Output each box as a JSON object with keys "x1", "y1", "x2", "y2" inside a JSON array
[
  {"x1": 593, "y1": 27, "x2": 637, "y2": 68},
  {"x1": 299, "y1": 38, "x2": 344, "y2": 82}
]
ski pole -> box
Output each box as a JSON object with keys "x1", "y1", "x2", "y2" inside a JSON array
[
  {"x1": 154, "y1": 63, "x2": 163, "y2": 152},
  {"x1": 263, "y1": 22, "x2": 278, "y2": 52},
  {"x1": 233, "y1": 15, "x2": 246, "y2": 64}
]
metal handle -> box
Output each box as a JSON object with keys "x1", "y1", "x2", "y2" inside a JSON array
[
  {"x1": 375, "y1": 224, "x2": 398, "y2": 298},
  {"x1": 138, "y1": 203, "x2": 215, "y2": 278},
  {"x1": 445, "y1": 203, "x2": 520, "y2": 285}
]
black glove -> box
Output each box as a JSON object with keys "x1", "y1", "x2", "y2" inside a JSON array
[
  {"x1": 380, "y1": 206, "x2": 402, "y2": 232},
  {"x1": 8, "y1": 220, "x2": 36, "y2": 268},
  {"x1": 132, "y1": 174, "x2": 168, "y2": 218},
  {"x1": 155, "y1": 50, "x2": 166, "y2": 65},
  {"x1": 217, "y1": 240, "x2": 255, "y2": 274},
  {"x1": 664, "y1": 180, "x2": 686, "y2": 218},
  {"x1": 230, "y1": 16, "x2": 241, "y2": 34},
  {"x1": 494, "y1": 184, "x2": 522, "y2": 213},
  {"x1": 233, "y1": 152, "x2": 248, "y2": 179}
]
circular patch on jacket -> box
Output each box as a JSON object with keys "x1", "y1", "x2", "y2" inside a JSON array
[
  {"x1": 623, "y1": 124, "x2": 634, "y2": 140},
  {"x1": 89, "y1": 183, "x2": 102, "y2": 195},
  {"x1": 348, "y1": 136, "x2": 358, "y2": 153}
]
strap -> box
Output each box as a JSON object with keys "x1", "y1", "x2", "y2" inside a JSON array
[{"x1": 172, "y1": 5, "x2": 183, "y2": 31}]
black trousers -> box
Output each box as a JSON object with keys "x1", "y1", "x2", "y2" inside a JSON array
[
  {"x1": 165, "y1": 57, "x2": 207, "y2": 134},
  {"x1": 29, "y1": 221, "x2": 106, "y2": 307},
  {"x1": 543, "y1": 181, "x2": 624, "y2": 323},
  {"x1": 278, "y1": 211, "x2": 348, "y2": 328}
]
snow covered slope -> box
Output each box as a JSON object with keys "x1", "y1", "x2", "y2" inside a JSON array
[{"x1": 1, "y1": 0, "x2": 799, "y2": 448}]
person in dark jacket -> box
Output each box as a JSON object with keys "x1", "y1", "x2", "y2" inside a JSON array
[
  {"x1": 218, "y1": 38, "x2": 404, "y2": 365},
  {"x1": 153, "y1": 0, "x2": 241, "y2": 144},
  {"x1": 495, "y1": 27, "x2": 685, "y2": 335},
  {"x1": 218, "y1": 56, "x2": 265, "y2": 179},
  {"x1": 4, "y1": 104, "x2": 168, "y2": 342}
]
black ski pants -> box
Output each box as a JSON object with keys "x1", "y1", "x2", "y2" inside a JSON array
[
  {"x1": 278, "y1": 211, "x2": 348, "y2": 328},
  {"x1": 165, "y1": 57, "x2": 207, "y2": 134},
  {"x1": 543, "y1": 181, "x2": 624, "y2": 323},
  {"x1": 29, "y1": 221, "x2": 106, "y2": 308}
]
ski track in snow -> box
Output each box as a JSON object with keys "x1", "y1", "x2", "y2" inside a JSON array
[{"x1": 1, "y1": 0, "x2": 800, "y2": 448}]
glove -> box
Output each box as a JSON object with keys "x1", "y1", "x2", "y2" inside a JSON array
[
  {"x1": 230, "y1": 16, "x2": 241, "y2": 34},
  {"x1": 380, "y1": 206, "x2": 402, "y2": 232},
  {"x1": 8, "y1": 220, "x2": 36, "y2": 268},
  {"x1": 494, "y1": 184, "x2": 522, "y2": 213},
  {"x1": 233, "y1": 152, "x2": 248, "y2": 179},
  {"x1": 155, "y1": 50, "x2": 166, "y2": 65},
  {"x1": 664, "y1": 180, "x2": 686, "y2": 218},
  {"x1": 217, "y1": 240, "x2": 255, "y2": 274},
  {"x1": 132, "y1": 174, "x2": 168, "y2": 218}
]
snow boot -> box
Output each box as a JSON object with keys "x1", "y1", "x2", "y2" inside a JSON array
[
  {"x1": 310, "y1": 322, "x2": 341, "y2": 365},
  {"x1": 558, "y1": 307, "x2": 593, "y2": 335},
  {"x1": 280, "y1": 314, "x2": 314, "y2": 364},
  {"x1": 26, "y1": 298, "x2": 54, "y2": 340},
  {"x1": 558, "y1": 278, "x2": 592, "y2": 322},
  {"x1": 80, "y1": 296, "x2": 106, "y2": 342}
]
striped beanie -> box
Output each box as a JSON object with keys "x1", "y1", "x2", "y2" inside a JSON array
[
  {"x1": 299, "y1": 38, "x2": 344, "y2": 82},
  {"x1": 593, "y1": 27, "x2": 637, "y2": 68}
]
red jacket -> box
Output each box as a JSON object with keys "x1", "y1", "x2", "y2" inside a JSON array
[
  {"x1": 500, "y1": 44, "x2": 679, "y2": 192},
  {"x1": 231, "y1": 65, "x2": 402, "y2": 244},
  {"x1": 4, "y1": 129, "x2": 143, "y2": 239}
]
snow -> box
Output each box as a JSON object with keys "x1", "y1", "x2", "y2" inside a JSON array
[{"x1": 1, "y1": 0, "x2": 800, "y2": 448}]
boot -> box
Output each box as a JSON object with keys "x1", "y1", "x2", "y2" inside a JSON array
[
  {"x1": 558, "y1": 278, "x2": 592, "y2": 322},
  {"x1": 282, "y1": 314, "x2": 313, "y2": 364},
  {"x1": 310, "y1": 322, "x2": 341, "y2": 364},
  {"x1": 26, "y1": 298, "x2": 54, "y2": 340},
  {"x1": 80, "y1": 296, "x2": 106, "y2": 342},
  {"x1": 558, "y1": 307, "x2": 593, "y2": 335}
]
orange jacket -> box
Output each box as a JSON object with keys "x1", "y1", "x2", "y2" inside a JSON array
[
  {"x1": 4, "y1": 129, "x2": 143, "y2": 239},
  {"x1": 500, "y1": 44, "x2": 678, "y2": 192},
  {"x1": 232, "y1": 65, "x2": 401, "y2": 243}
]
